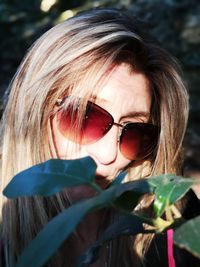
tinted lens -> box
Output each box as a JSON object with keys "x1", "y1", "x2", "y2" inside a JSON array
[
  {"x1": 120, "y1": 123, "x2": 159, "y2": 160},
  {"x1": 57, "y1": 101, "x2": 114, "y2": 144},
  {"x1": 82, "y1": 102, "x2": 114, "y2": 144}
]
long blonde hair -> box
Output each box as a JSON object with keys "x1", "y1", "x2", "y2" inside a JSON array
[{"x1": 0, "y1": 8, "x2": 189, "y2": 267}]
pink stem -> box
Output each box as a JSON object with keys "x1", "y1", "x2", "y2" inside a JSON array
[{"x1": 167, "y1": 229, "x2": 176, "y2": 267}]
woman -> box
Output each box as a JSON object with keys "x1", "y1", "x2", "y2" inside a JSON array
[{"x1": 0, "y1": 7, "x2": 198, "y2": 267}]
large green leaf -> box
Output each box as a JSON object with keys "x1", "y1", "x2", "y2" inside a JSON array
[
  {"x1": 174, "y1": 215, "x2": 200, "y2": 259},
  {"x1": 149, "y1": 175, "x2": 193, "y2": 217},
  {"x1": 115, "y1": 179, "x2": 154, "y2": 196},
  {"x1": 3, "y1": 157, "x2": 97, "y2": 197}
]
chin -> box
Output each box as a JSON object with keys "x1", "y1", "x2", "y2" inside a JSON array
[{"x1": 95, "y1": 171, "x2": 119, "y2": 189}]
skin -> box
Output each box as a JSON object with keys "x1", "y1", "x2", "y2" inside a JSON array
[{"x1": 52, "y1": 63, "x2": 152, "y2": 182}]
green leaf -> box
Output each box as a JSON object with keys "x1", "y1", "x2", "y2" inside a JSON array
[
  {"x1": 174, "y1": 215, "x2": 200, "y2": 259},
  {"x1": 149, "y1": 175, "x2": 193, "y2": 217},
  {"x1": 3, "y1": 157, "x2": 97, "y2": 198},
  {"x1": 149, "y1": 174, "x2": 192, "y2": 189},
  {"x1": 76, "y1": 213, "x2": 146, "y2": 267},
  {"x1": 111, "y1": 171, "x2": 127, "y2": 185},
  {"x1": 115, "y1": 179, "x2": 154, "y2": 196}
]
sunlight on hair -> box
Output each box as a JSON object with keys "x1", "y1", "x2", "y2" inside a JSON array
[{"x1": 40, "y1": 0, "x2": 56, "y2": 12}]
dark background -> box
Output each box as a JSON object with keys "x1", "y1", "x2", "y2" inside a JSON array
[{"x1": 0, "y1": 0, "x2": 199, "y2": 177}]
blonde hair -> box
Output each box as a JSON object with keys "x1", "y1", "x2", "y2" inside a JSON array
[{"x1": 0, "y1": 8, "x2": 189, "y2": 267}]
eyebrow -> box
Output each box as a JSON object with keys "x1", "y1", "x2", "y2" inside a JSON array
[
  {"x1": 121, "y1": 111, "x2": 151, "y2": 120},
  {"x1": 90, "y1": 96, "x2": 151, "y2": 119}
]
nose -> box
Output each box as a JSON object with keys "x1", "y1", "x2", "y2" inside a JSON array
[{"x1": 86, "y1": 125, "x2": 119, "y2": 165}]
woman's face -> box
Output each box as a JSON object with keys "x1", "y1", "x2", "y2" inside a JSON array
[{"x1": 52, "y1": 63, "x2": 152, "y2": 182}]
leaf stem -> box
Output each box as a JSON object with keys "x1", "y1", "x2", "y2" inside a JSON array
[
  {"x1": 170, "y1": 204, "x2": 182, "y2": 219},
  {"x1": 152, "y1": 217, "x2": 172, "y2": 232},
  {"x1": 166, "y1": 206, "x2": 173, "y2": 222}
]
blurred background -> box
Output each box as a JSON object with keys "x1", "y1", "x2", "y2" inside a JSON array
[{"x1": 0, "y1": 0, "x2": 199, "y2": 178}]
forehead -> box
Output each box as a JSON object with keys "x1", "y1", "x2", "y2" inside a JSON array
[{"x1": 94, "y1": 64, "x2": 151, "y2": 115}]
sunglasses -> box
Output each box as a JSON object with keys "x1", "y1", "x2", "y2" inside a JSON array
[{"x1": 56, "y1": 100, "x2": 159, "y2": 160}]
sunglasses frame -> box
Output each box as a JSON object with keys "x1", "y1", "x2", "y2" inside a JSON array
[{"x1": 56, "y1": 97, "x2": 160, "y2": 161}]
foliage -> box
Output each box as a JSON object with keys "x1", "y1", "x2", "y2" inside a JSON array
[{"x1": 3, "y1": 156, "x2": 200, "y2": 267}]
